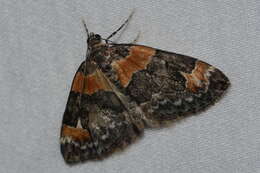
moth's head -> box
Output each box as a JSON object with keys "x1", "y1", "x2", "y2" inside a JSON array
[
  {"x1": 82, "y1": 20, "x2": 102, "y2": 47},
  {"x1": 87, "y1": 32, "x2": 102, "y2": 47}
]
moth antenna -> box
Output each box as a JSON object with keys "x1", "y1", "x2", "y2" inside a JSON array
[
  {"x1": 106, "y1": 9, "x2": 135, "y2": 41},
  {"x1": 81, "y1": 19, "x2": 89, "y2": 39},
  {"x1": 101, "y1": 38, "x2": 114, "y2": 43}
]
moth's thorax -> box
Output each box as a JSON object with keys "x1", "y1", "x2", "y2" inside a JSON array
[{"x1": 88, "y1": 43, "x2": 109, "y2": 66}]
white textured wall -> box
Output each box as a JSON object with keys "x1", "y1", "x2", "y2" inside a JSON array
[{"x1": 0, "y1": 1, "x2": 259, "y2": 173}]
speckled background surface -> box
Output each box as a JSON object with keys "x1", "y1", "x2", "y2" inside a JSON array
[{"x1": 0, "y1": 1, "x2": 259, "y2": 173}]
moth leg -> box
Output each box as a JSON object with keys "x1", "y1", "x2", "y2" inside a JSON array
[
  {"x1": 130, "y1": 31, "x2": 141, "y2": 44},
  {"x1": 106, "y1": 10, "x2": 135, "y2": 41}
]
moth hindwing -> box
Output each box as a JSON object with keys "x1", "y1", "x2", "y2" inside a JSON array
[{"x1": 60, "y1": 14, "x2": 230, "y2": 164}]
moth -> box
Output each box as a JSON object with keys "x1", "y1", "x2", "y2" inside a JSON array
[{"x1": 60, "y1": 12, "x2": 230, "y2": 164}]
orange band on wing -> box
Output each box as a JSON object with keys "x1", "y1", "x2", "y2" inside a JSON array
[
  {"x1": 71, "y1": 70, "x2": 112, "y2": 95},
  {"x1": 181, "y1": 61, "x2": 215, "y2": 92},
  {"x1": 71, "y1": 72, "x2": 84, "y2": 93},
  {"x1": 61, "y1": 125, "x2": 90, "y2": 142},
  {"x1": 112, "y1": 46, "x2": 156, "y2": 87}
]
